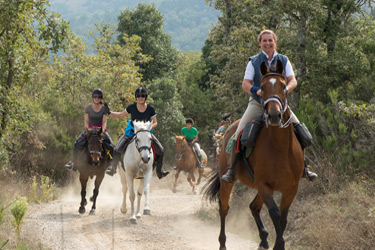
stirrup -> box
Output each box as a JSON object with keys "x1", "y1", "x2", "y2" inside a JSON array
[
  {"x1": 303, "y1": 166, "x2": 318, "y2": 181},
  {"x1": 221, "y1": 170, "x2": 235, "y2": 183},
  {"x1": 64, "y1": 161, "x2": 76, "y2": 171},
  {"x1": 105, "y1": 166, "x2": 116, "y2": 176}
]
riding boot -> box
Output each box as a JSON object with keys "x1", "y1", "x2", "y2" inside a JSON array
[
  {"x1": 302, "y1": 162, "x2": 318, "y2": 181},
  {"x1": 221, "y1": 139, "x2": 239, "y2": 183},
  {"x1": 154, "y1": 154, "x2": 169, "y2": 179},
  {"x1": 193, "y1": 150, "x2": 204, "y2": 170},
  {"x1": 106, "y1": 151, "x2": 120, "y2": 176}
]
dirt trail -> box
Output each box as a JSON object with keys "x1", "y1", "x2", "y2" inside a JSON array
[{"x1": 22, "y1": 172, "x2": 259, "y2": 250}]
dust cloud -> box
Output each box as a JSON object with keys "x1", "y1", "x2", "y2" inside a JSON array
[{"x1": 22, "y1": 170, "x2": 260, "y2": 250}]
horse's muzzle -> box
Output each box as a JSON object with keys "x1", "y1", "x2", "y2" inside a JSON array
[
  {"x1": 267, "y1": 108, "x2": 282, "y2": 127},
  {"x1": 175, "y1": 154, "x2": 182, "y2": 161},
  {"x1": 141, "y1": 155, "x2": 150, "y2": 164}
]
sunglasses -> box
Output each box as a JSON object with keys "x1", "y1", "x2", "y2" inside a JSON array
[
  {"x1": 93, "y1": 95, "x2": 103, "y2": 99},
  {"x1": 136, "y1": 94, "x2": 147, "y2": 98}
]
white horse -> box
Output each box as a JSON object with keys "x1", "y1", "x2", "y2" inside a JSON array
[{"x1": 118, "y1": 120, "x2": 154, "y2": 224}]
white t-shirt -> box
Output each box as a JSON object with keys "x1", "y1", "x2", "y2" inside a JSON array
[{"x1": 244, "y1": 51, "x2": 294, "y2": 81}]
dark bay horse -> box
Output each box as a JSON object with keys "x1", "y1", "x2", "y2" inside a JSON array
[
  {"x1": 204, "y1": 60, "x2": 304, "y2": 250},
  {"x1": 76, "y1": 128, "x2": 108, "y2": 215},
  {"x1": 174, "y1": 135, "x2": 208, "y2": 194}
]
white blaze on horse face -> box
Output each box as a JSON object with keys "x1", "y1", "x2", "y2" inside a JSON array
[{"x1": 269, "y1": 78, "x2": 276, "y2": 86}]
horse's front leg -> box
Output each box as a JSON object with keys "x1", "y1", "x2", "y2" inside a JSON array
[
  {"x1": 258, "y1": 185, "x2": 284, "y2": 250},
  {"x1": 126, "y1": 173, "x2": 137, "y2": 224},
  {"x1": 119, "y1": 167, "x2": 128, "y2": 214},
  {"x1": 79, "y1": 175, "x2": 89, "y2": 214},
  {"x1": 89, "y1": 173, "x2": 104, "y2": 215},
  {"x1": 250, "y1": 193, "x2": 269, "y2": 249},
  {"x1": 195, "y1": 169, "x2": 203, "y2": 192},
  {"x1": 135, "y1": 178, "x2": 144, "y2": 219},
  {"x1": 278, "y1": 186, "x2": 298, "y2": 241},
  {"x1": 172, "y1": 169, "x2": 181, "y2": 193},
  {"x1": 142, "y1": 170, "x2": 152, "y2": 215},
  {"x1": 187, "y1": 171, "x2": 196, "y2": 194}
]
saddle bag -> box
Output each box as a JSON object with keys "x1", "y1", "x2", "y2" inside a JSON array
[
  {"x1": 293, "y1": 122, "x2": 312, "y2": 149},
  {"x1": 240, "y1": 118, "x2": 264, "y2": 148}
]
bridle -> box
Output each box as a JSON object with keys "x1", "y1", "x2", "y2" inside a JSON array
[
  {"x1": 175, "y1": 138, "x2": 186, "y2": 159},
  {"x1": 87, "y1": 131, "x2": 104, "y2": 159},
  {"x1": 134, "y1": 129, "x2": 152, "y2": 153},
  {"x1": 260, "y1": 72, "x2": 291, "y2": 128}
]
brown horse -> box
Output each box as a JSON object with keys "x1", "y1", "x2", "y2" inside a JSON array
[
  {"x1": 174, "y1": 135, "x2": 208, "y2": 194},
  {"x1": 75, "y1": 128, "x2": 108, "y2": 215},
  {"x1": 204, "y1": 60, "x2": 304, "y2": 250}
]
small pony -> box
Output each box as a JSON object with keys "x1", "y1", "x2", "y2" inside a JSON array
[
  {"x1": 174, "y1": 135, "x2": 208, "y2": 194},
  {"x1": 204, "y1": 60, "x2": 304, "y2": 250},
  {"x1": 75, "y1": 128, "x2": 108, "y2": 215},
  {"x1": 118, "y1": 120, "x2": 154, "y2": 224}
]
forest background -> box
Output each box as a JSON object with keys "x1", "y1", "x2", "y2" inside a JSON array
[{"x1": 1, "y1": 0, "x2": 375, "y2": 249}]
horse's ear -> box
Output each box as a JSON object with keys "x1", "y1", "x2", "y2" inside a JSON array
[
  {"x1": 275, "y1": 59, "x2": 284, "y2": 75},
  {"x1": 260, "y1": 61, "x2": 269, "y2": 76}
]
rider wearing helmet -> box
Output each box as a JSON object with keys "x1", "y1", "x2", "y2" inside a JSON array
[
  {"x1": 65, "y1": 88, "x2": 115, "y2": 171},
  {"x1": 104, "y1": 87, "x2": 169, "y2": 179}
]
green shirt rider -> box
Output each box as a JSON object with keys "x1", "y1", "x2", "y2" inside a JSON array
[{"x1": 181, "y1": 118, "x2": 204, "y2": 170}]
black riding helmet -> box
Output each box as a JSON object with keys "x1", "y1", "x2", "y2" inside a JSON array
[
  {"x1": 92, "y1": 88, "x2": 104, "y2": 98},
  {"x1": 186, "y1": 118, "x2": 194, "y2": 125},
  {"x1": 135, "y1": 87, "x2": 148, "y2": 99}
]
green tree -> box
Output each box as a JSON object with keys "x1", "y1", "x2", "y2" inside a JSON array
[
  {"x1": 117, "y1": 3, "x2": 178, "y2": 82},
  {"x1": 0, "y1": 0, "x2": 69, "y2": 140}
]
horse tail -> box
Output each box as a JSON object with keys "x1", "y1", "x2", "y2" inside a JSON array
[{"x1": 202, "y1": 169, "x2": 220, "y2": 203}]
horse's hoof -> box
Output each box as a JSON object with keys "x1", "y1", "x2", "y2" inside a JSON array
[
  {"x1": 79, "y1": 207, "x2": 85, "y2": 214},
  {"x1": 130, "y1": 218, "x2": 137, "y2": 224},
  {"x1": 172, "y1": 189, "x2": 177, "y2": 193},
  {"x1": 219, "y1": 247, "x2": 226, "y2": 250},
  {"x1": 121, "y1": 208, "x2": 127, "y2": 214},
  {"x1": 89, "y1": 209, "x2": 96, "y2": 215},
  {"x1": 143, "y1": 209, "x2": 151, "y2": 215},
  {"x1": 136, "y1": 213, "x2": 142, "y2": 218}
]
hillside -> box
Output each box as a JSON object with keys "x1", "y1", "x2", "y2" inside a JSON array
[{"x1": 49, "y1": 0, "x2": 219, "y2": 51}]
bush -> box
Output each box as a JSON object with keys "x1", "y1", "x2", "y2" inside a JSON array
[{"x1": 10, "y1": 197, "x2": 28, "y2": 236}]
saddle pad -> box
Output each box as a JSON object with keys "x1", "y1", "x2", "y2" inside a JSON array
[
  {"x1": 226, "y1": 134, "x2": 252, "y2": 157},
  {"x1": 200, "y1": 150, "x2": 206, "y2": 160},
  {"x1": 226, "y1": 134, "x2": 235, "y2": 154}
]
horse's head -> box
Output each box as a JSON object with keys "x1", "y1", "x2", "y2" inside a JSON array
[
  {"x1": 86, "y1": 127, "x2": 104, "y2": 166},
  {"x1": 260, "y1": 59, "x2": 289, "y2": 127},
  {"x1": 133, "y1": 120, "x2": 153, "y2": 164},
  {"x1": 175, "y1": 135, "x2": 186, "y2": 160}
]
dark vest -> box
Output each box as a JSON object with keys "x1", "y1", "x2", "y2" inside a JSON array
[{"x1": 249, "y1": 52, "x2": 288, "y2": 103}]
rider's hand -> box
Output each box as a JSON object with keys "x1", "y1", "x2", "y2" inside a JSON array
[{"x1": 104, "y1": 102, "x2": 111, "y2": 115}]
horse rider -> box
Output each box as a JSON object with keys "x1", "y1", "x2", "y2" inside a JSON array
[
  {"x1": 181, "y1": 118, "x2": 204, "y2": 170},
  {"x1": 104, "y1": 87, "x2": 169, "y2": 179},
  {"x1": 65, "y1": 88, "x2": 114, "y2": 171},
  {"x1": 221, "y1": 29, "x2": 318, "y2": 183}
]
